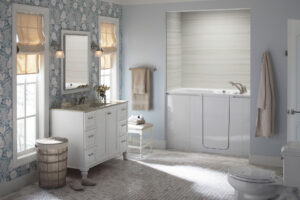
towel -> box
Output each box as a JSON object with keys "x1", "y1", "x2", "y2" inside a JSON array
[
  {"x1": 132, "y1": 67, "x2": 152, "y2": 111},
  {"x1": 255, "y1": 51, "x2": 275, "y2": 138},
  {"x1": 132, "y1": 68, "x2": 146, "y2": 94},
  {"x1": 128, "y1": 115, "x2": 145, "y2": 125}
]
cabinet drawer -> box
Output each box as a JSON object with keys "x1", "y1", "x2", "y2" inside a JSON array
[
  {"x1": 119, "y1": 120, "x2": 127, "y2": 137},
  {"x1": 120, "y1": 135, "x2": 127, "y2": 153},
  {"x1": 85, "y1": 112, "x2": 96, "y2": 131},
  {"x1": 85, "y1": 129, "x2": 96, "y2": 149},
  {"x1": 85, "y1": 148, "x2": 96, "y2": 166},
  {"x1": 118, "y1": 105, "x2": 127, "y2": 121}
]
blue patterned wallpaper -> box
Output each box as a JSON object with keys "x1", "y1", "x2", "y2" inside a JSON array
[{"x1": 0, "y1": 0, "x2": 121, "y2": 183}]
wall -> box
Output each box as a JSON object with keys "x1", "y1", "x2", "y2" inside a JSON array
[
  {"x1": 0, "y1": 0, "x2": 121, "y2": 183},
  {"x1": 121, "y1": 0, "x2": 300, "y2": 157}
]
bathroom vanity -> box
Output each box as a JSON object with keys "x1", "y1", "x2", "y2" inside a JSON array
[{"x1": 51, "y1": 101, "x2": 128, "y2": 178}]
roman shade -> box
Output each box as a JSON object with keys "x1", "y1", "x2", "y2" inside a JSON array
[
  {"x1": 17, "y1": 13, "x2": 45, "y2": 74},
  {"x1": 17, "y1": 13, "x2": 45, "y2": 54},
  {"x1": 100, "y1": 23, "x2": 117, "y2": 69}
]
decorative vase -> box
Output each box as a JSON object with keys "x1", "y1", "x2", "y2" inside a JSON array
[{"x1": 98, "y1": 93, "x2": 106, "y2": 104}]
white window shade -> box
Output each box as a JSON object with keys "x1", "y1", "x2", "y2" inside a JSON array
[
  {"x1": 167, "y1": 10, "x2": 250, "y2": 90},
  {"x1": 167, "y1": 12, "x2": 182, "y2": 90},
  {"x1": 100, "y1": 23, "x2": 117, "y2": 69},
  {"x1": 181, "y1": 10, "x2": 250, "y2": 89}
]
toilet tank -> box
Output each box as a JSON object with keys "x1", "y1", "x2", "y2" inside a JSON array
[{"x1": 281, "y1": 142, "x2": 300, "y2": 188}]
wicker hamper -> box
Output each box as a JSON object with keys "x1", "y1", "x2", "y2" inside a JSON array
[{"x1": 36, "y1": 137, "x2": 68, "y2": 189}]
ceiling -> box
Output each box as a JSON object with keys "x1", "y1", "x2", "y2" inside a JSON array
[{"x1": 106, "y1": 0, "x2": 210, "y2": 5}]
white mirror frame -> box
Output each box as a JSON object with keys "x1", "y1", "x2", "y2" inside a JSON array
[{"x1": 61, "y1": 30, "x2": 91, "y2": 94}]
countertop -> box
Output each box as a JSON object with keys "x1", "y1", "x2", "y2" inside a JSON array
[{"x1": 51, "y1": 100, "x2": 128, "y2": 113}]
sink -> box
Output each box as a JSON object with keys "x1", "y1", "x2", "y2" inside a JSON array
[{"x1": 67, "y1": 101, "x2": 111, "y2": 111}]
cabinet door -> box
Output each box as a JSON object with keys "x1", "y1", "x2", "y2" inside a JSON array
[
  {"x1": 96, "y1": 109, "x2": 106, "y2": 162},
  {"x1": 203, "y1": 95, "x2": 230, "y2": 150},
  {"x1": 166, "y1": 94, "x2": 190, "y2": 151},
  {"x1": 106, "y1": 109, "x2": 118, "y2": 157}
]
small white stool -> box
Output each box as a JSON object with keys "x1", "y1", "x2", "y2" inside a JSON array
[{"x1": 128, "y1": 123, "x2": 153, "y2": 158}]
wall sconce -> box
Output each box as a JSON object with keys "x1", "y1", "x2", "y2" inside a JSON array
[
  {"x1": 91, "y1": 41, "x2": 103, "y2": 57},
  {"x1": 51, "y1": 40, "x2": 64, "y2": 59}
]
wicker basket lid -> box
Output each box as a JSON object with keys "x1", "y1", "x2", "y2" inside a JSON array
[{"x1": 36, "y1": 137, "x2": 68, "y2": 150}]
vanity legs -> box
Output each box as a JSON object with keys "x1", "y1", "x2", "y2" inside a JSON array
[
  {"x1": 122, "y1": 151, "x2": 128, "y2": 160},
  {"x1": 81, "y1": 170, "x2": 88, "y2": 179}
]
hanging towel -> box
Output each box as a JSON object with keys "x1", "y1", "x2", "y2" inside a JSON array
[
  {"x1": 132, "y1": 68, "x2": 147, "y2": 94},
  {"x1": 255, "y1": 51, "x2": 275, "y2": 138},
  {"x1": 132, "y1": 67, "x2": 151, "y2": 110}
]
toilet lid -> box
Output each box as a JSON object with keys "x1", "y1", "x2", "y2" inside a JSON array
[{"x1": 228, "y1": 167, "x2": 277, "y2": 183}]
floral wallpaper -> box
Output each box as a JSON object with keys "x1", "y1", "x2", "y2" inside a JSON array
[{"x1": 0, "y1": 0, "x2": 121, "y2": 183}]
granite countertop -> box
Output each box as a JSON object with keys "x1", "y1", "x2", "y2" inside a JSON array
[{"x1": 51, "y1": 100, "x2": 128, "y2": 113}]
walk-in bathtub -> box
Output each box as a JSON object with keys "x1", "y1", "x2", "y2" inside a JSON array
[{"x1": 166, "y1": 88, "x2": 250, "y2": 157}]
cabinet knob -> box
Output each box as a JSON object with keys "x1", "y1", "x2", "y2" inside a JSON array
[
  {"x1": 88, "y1": 116, "x2": 94, "y2": 120},
  {"x1": 107, "y1": 112, "x2": 112, "y2": 115},
  {"x1": 88, "y1": 135, "x2": 94, "y2": 138},
  {"x1": 88, "y1": 153, "x2": 94, "y2": 157}
]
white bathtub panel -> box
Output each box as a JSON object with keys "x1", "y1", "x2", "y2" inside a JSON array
[
  {"x1": 167, "y1": 95, "x2": 190, "y2": 151},
  {"x1": 229, "y1": 97, "x2": 250, "y2": 156},
  {"x1": 190, "y1": 96, "x2": 203, "y2": 151},
  {"x1": 203, "y1": 96, "x2": 230, "y2": 150}
]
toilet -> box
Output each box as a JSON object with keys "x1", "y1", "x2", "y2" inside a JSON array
[{"x1": 228, "y1": 142, "x2": 300, "y2": 200}]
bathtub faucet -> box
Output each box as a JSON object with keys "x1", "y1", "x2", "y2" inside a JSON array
[{"x1": 229, "y1": 82, "x2": 247, "y2": 94}]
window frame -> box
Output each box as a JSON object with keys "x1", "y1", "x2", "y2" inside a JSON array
[
  {"x1": 98, "y1": 16, "x2": 120, "y2": 100},
  {"x1": 12, "y1": 4, "x2": 50, "y2": 168},
  {"x1": 16, "y1": 74, "x2": 39, "y2": 155}
]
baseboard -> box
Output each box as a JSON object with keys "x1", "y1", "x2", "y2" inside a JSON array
[
  {"x1": 249, "y1": 154, "x2": 282, "y2": 167},
  {"x1": 0, "y1": 170, "x2": 37, "y2": 197},
  {"x1": 152, "y1": 139, "x2": 166, "y2": 149}
]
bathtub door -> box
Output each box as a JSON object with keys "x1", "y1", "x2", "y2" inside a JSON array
[{"x1": 202, "y1": 95, "x2": 230, "y2": 150}]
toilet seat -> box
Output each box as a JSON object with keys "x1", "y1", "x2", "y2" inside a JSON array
[{"x1": 228, "y1": 167, "x2": 277, "y2": 184}]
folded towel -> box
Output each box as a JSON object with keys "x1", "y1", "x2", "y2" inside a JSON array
[
  {"x1": 132, "y1": 68, "x2": 146, "y2": 94},
  {"x1": 128, "y1": 115, "x2": 145, "y2": 125}
]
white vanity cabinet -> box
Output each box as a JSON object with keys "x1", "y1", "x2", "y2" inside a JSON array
[{"x1": 51, "y1": 102, "x2": 128, "y2": 178}]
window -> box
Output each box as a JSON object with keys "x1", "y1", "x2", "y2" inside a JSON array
[
  {"x1": 12, "y1": 4, "x2": 49, "y2": 167},
  {"x1": 167, "y1": 10, "x2": 250, "y2": 90},
  {"x1": 99, "y1": 17, "x2": 119, "y2": 101}
]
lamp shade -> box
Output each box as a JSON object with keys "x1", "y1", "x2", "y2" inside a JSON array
[
  {"x1": 95, "y1": 49, "x2": 103, "y2": 57},
  {"x1": 55, "y1": 50, "x2": 64, "y2": 58}
]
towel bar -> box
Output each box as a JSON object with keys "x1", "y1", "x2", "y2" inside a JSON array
[{"x1": 129, "y1": 67, "x2": 156, "y2": 71}]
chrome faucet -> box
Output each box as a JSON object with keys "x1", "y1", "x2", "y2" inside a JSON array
[{"x1": 229, "y1": 82, "x2": 247, "y2": 94}]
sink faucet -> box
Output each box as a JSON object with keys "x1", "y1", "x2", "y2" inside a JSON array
[
  {"x1": 78, "y1": 96, "x2": 87, "y2": 105},
  {"x1": 229, "y1": 82, "x2": 247, "y2": 94}
]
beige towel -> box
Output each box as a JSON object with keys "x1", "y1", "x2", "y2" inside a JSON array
[
  {"x1": 255, "y1": 51, "x2": 275, "y2": 138},
  {"x1": 132, "y1": 68, "x2": 151, "y2": 110},
  {"x1": 132, "y1": 68, "x2": 147, "y2": 94}
]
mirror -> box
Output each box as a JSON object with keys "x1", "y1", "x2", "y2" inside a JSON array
[{"x1": 61, "y1": 30, "x2": 90, "y2": 94}]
